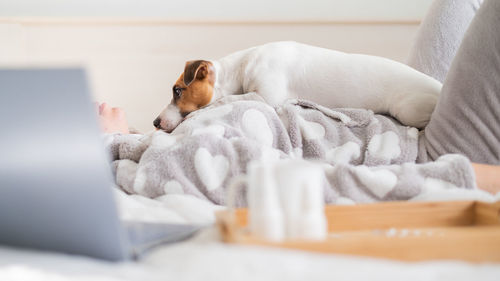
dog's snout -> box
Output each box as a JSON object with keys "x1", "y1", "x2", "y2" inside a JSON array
[{"x1": 153, "y1": 117, "x2": 161, "y2": 129}]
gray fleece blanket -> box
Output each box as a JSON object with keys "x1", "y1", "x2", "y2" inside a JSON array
[{"x1": 107, "y1": 93, "x2": 476, "y2": 206}]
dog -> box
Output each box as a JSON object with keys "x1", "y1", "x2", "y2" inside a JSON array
[{"x1": 154, "y1": 41, "x2": 441, "y2": 132}]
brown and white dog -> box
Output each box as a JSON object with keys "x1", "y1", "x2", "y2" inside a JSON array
[{"x1": 154, "y1": 41, "x2": 441, "y2": 132}]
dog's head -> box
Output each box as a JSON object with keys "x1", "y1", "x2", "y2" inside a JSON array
[{"x1": 154, "y1": 60, "x2": 215, "y2": 132}]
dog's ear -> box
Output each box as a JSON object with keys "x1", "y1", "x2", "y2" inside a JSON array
[{"x1": 183, "y1": 60, "x2": 213, "y2": 86}]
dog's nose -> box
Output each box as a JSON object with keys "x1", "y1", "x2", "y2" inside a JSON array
[{"x1": 153, "y1": 117, "x2": 161, "y2": 129}]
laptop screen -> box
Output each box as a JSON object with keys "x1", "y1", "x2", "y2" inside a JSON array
[{"x1": 0, "y1": 68, "x2": 130, "y2": 261}]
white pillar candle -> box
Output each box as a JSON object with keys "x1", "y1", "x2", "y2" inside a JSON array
[{"x1": 247, "y1": 161, "x2": 285, "y2": 241}]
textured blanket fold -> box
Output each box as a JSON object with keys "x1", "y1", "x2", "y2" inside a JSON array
[{"x1": 107, "y1": 93, "x2": 476, "y2": 206}]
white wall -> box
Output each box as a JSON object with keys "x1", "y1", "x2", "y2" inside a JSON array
[
  {"x1": 0, "y1": 0, "x2": 432, "y2": 132},
  {"x1": 0, "y1": 0, "x2": 432, "y2": 21}
]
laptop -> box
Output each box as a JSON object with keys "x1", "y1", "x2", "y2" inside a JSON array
[{"x1": 0, "y1": 68, "x2": 203, "y2": 261}]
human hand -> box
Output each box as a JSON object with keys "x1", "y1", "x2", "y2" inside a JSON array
[{"x1": 96, "y1": 102, "x2": 130, "y2": 134}]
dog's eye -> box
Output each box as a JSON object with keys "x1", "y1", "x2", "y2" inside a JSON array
[{"x1": 173, "y1": 87, "x2": 182, "y2": 98}]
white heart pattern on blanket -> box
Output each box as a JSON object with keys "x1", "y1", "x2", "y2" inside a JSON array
[
  {"x1": 242, "y1": 109, "x2": 273, "y2": 147},
  {"x1": 259, "y1": 146, "x2": 281, "y2": 162},
  {"x1": 164, "y1": 180, "x2": 184, "y2": 194},
  {"x1": 194, "y1": 147, "x2": 229, "y2": 191},
  {"x1": 192, "y1": 124, "x2": 225, "y2": 138},
  {"x1": 151, "y1": 133, "x2": 178, "y2": 148},
  {"x1": 367, "y1": 131, "x2": 401, "y2": 160},
  {"x1": 407, "y1": 127, "x2": 419, "y2": 140},
  {"x1": 133, "y1": 166, "x2": 148, "y2": 194},
  {"x1": 355, "y1": 166, "x2": 397, "y2": 198},
  {"x1": 299, "y1": 117, "x2": 325, "y2": 140},
  {"x1": 326, "y1": 141, "x2": 360, "y2": 164}
]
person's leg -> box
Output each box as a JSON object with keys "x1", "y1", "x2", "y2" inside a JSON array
[
  {"x1": 423, "y1": 0, "x2": 500, "y2": 164},
  {"x1": 407, "y1": 0, "x2": 483, "y2": 82}
]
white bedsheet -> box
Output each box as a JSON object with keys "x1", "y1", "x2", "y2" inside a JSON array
[{"x1": 1, "y1": 188, "x2": 499, "y2": 281}]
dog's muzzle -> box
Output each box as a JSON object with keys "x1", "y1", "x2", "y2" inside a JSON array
[
  {"x1": 154, "y1": 103, "x2": 184, "y2": 132},
  {"x1": 153, "y1": 117, "x2": 161, "y2": 129}
]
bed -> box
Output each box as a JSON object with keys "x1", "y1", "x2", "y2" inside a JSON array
[
  {"x1": 1, "y1": 187, "x2": 499, "y2": 281},
  {"x1": 2, "y1": 94, "x2": 500, "y2": 281}
]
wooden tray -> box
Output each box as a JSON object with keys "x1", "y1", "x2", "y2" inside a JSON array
[{"x1": 216, "y1": 200, "x2": 500, "y2": 262}]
